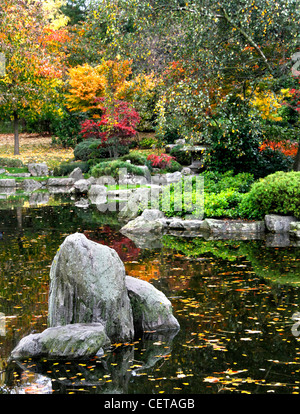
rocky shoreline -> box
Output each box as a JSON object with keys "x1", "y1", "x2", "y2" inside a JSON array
[{"x1": 1, "y1": 163, "x2": 299, "y2": 245}]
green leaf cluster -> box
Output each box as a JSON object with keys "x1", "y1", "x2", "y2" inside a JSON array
[
  {"x1": 239, "y1": 171, "x2": 300, "y2": 219},
  {"x1": 90, "y1": 160, "x2": 144, "y2": 180}
]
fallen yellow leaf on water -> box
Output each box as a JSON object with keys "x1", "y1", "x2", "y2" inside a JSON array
[{"x1": 203, "y1": 376, "x2": 220, "y2": 383}]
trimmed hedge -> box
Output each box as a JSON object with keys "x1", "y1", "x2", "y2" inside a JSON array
[
  {"x1": 90, "y1": 160, "x2": 144, "y2": 180},
  {"x1": 53, "y1": 161, "x2": 89, "y2": 176},
  {"x1": 239, "y1": 171, "x2": 300, "y2": 219},
  {"x1": 0, "y1": 157, "x2": 24, "y2": 167}
]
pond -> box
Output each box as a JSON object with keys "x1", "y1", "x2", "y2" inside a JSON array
[{"x1": 0, "y1": 194, "x2": 300, "y2": 395}]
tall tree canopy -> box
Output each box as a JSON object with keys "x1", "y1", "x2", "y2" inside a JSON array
[{"x1": 0, "y1": 0, "x2": 67, "y2": 154}]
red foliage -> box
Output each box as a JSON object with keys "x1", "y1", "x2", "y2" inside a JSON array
[
  {"x1": 147, "y1": 153, "x2": 175, "y2": 169},
  {"x1": 84, "y1": 227, "x2": 141, "y2": 262},
  {"x1": 288, "y1": 88, "x2": 300, "y2": 112},
  {"x1": 259, "y1": 140, "x2": 298, "y2": 157},
  {"x1": 80, "y1": 99, "x2": 140, "y2": 150}
]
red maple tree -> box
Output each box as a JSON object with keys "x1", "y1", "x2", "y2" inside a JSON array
[{"x1": 80, "y1": 99, "x2": 140, "y2": 157}]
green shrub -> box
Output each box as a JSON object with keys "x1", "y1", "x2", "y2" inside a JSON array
[
  {"x1": 51, "y1": 110, "x2": 88, "y2": 148},
  {"x1": 204, "y1": 189, "x2": 243, "y2": 218},
  {"x1": 120, "y1": 152, "x2": 154, "y2": 173},
  {"x1": 53, "y1": 161, "x2": 89, "y2": 176},
  {"x1": 238, "y1": 171, "x2": 300, "y2": 219},
  {"x1": 91, "y1": 160, "x2": 144, "y2": 180},
  {"x1": 160, "y1": 176, "x2": 202, "y2": 218},
  {"x1": 202, "y1": 170, "x2": 255, "y2": 193},
  {"x1": 161, "y1": 124, "x2": 183, "y2": 144},
  {"x1": 139, "y1": 136, "x2": 157, "y2": 149},
  {"x1": 0, "y1": 157, "x2": 24, "y2": 167},
  {"x1": 163, "y1": 159, "x2": 182, "y2": 173},
  {"x1": 170, "y1": 145, "x2": 193, "y2": 165},
  {"x1": 120, "y1": 152, "x2": 147, "y2": 165},
  {"x1": 74, "y1": 139, "x2": 110, "y2": 161}
]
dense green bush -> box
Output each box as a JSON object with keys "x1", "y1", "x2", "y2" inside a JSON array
[
  {"x1": 159, "y1": 171, "x2": 255, "y2": 219},
  {"x1": 120, "y1": 152, "x2": 147, "y2": 165},
  {"x1": 51, "y1": 110, "x2": 88, "y2": 148},
  {"x1": 238, "y1": 171, "x2": 300, "y2": 219},
  {"x1": 160, "y1": 176, "x2": 201, "y2": 218},
  {"x1": 202, "y1": 170, "x2": 255, "y2": 193},
  {"x1": 139, "y1": 135, "x2": 157, "y2": 149},
  {"x1": 53, "y1": 161, "x2": 89, "y2": 176},
  {"x1": 74, "y1": 139, "x2": 110, "y2": 161},
  {"x1": 0, "y1": 157, "x2": 24, "y2": 167},
  {"x1": 204, "y1": 189, "x2": 243, "y2": 218},
  {"x1": 120, "y1": 152, "x2": 154, "y2": 173},
  {"x1": 170, "y1": 145, "x2": 193, "y2": 165},
  {"x1": 90, "y1": 160, "x2": 144, "y2": 180},
  {"x1": 163, "y1": 159, "x2": 182, "y2": 173}
]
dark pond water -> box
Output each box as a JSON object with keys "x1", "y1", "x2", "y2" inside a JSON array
[{"x1": 0, "y1": 195, "x2": 300, "y2": 394}]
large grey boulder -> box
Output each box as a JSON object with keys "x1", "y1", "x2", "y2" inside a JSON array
[
  {"x1": 28, "y1": 163, "x2": 48, "y2": 177},
  {"x1": 10, "y1": 323, "x2": 110, "y2": 360},
  {"x1": 160, "y1": 217, "x2": 210, "y2": 232},
  {"x1": 10, "y1": 232, "x2": 180, "y2": 361},
  {"x1": 74, "y1": 179, "x2": 90, "y2": 193},
  {"x1": 120, "y1": 209, "x2": 165, "y2": 234},
  {"x1": 48, "y1": 233, "x2": 134, "y2": 343},
  {"x1": 265, "y1": 214, "x2": 297, "y2": 233},
  {"x1": 165, "y1": 171, "x2": 182, "y2": 184},
  {"x1": 125, "y1": 276, "x2": 180, "y2": 333}
]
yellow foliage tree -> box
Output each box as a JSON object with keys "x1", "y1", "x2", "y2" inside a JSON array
[
  {"x1": 65, "y1": 60, "x2": 133, "y2": 114},
  {"x1": 65, "y1": 60, "x2": 158, "y2": 130},
  {"x1": 250, "y1": 89, "x2": 284, "y2": 122},
  {"x1": 65, "y1": 63, "x2": 107, "y2": 113}
]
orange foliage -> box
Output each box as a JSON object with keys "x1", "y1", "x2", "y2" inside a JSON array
[{"x1": 259, "y1": 140, "x2": 298, "y2": 157}]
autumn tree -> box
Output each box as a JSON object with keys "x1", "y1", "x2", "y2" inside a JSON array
[
  {"x1": 0, "y1": 0, "x2": 66, "y2": 154},
  {"x1": 80, "y1": 100, "x2": 140, "y2": 158},
  {"x1": 65, "y1": 59, "x2": 133, "y2": 115}
]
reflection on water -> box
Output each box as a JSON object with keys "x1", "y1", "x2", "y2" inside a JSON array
[{"x1": 0, "y1": 199, "x2": 299, "y2": 394}]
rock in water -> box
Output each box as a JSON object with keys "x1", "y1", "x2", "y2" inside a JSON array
[
  {"x1": 125, "y1": 276, "x2": 180, "y2": 333},
  {"x1": 48, "y1": 233, "x2": 134, "y2": 342},
  {"x1": 10, "y1": 323, "x2": 110, "y2": 360}
]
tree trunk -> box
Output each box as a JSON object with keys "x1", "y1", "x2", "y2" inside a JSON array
[
  {"x1": 293, "y1": 140, "x2": 300, "y2": 171},
  {"x1": 13, "y1": 111, "x2": 20, "y2": 155}
]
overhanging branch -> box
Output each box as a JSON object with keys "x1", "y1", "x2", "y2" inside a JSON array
[{"x1": 219, "y1": 6, "x2": 274, "y2": 76}]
